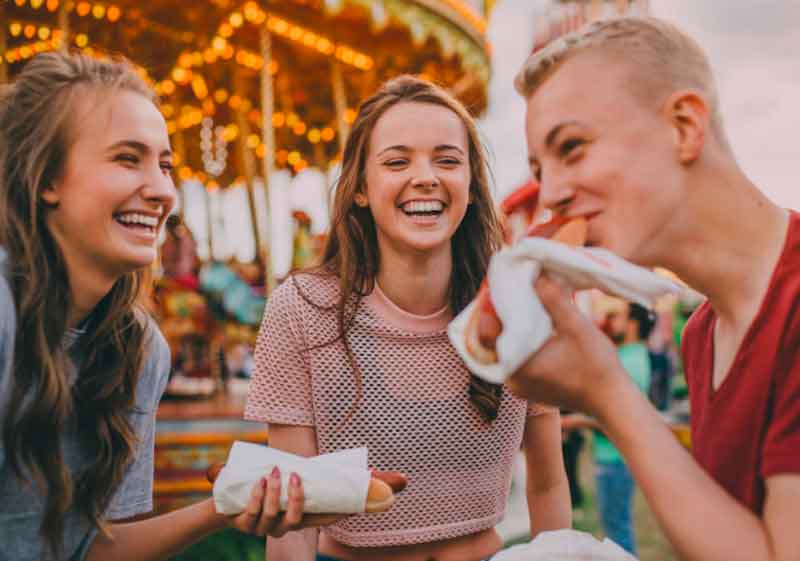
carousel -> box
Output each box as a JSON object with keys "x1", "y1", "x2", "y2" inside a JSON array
[{"x1": 2, "y1": 0, "x2": 495, "y2": 522}]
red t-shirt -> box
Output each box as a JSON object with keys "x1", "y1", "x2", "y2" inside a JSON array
[{"x1": 682, "y1": 210, "x2": 800, "y2": 515}]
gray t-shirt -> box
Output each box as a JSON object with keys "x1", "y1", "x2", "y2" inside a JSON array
[{"x1": 0, "y1": 248, "x2": 171, "y2": 561}]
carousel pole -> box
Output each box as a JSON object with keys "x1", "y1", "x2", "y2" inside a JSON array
[
  {"x1": 58, "y1": 0, "x2": 71, "y2": 53},
  {"x1": 172, "y1": 129, "x2": 187, "y2": 218},
  {"x1": 234, "y1": 68, "x2": 265, "y2": 268},
  {"x1": 330, "y1": 59, "x2": 350, "y2": 151},
  {"x1": 172, "y1": 92, "x2": 188, "y2": 218},
  {"x1": 259, "y1": 27, "x2": 277, "y2": 294},
  {"x1": 204, "y1": 184, "x2": 214, "y2": 261}
]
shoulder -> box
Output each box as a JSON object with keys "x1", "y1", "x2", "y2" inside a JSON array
[
  {"x1": 135, "y1": 311, "x2": 171, "y2": 405},
  {"x1": 269, "y1": 271, "x2": 342, "y2": 315},
  {"x1": 0, "y1": 247, "x2": 16, "y2": 352}
]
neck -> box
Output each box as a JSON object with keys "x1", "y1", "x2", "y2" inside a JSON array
[
  {"x1": 63, "y1": 255, "x2": 119, "y2": 329},
  {"x1": 647, "y1": 158, "x2": 789, "y2": 327},
  {"x1": 375, "y1": 242, "x2": 452, "y2": 316}
]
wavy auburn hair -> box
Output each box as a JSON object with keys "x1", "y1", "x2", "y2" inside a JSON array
[
  {"x1": 301, "y1": 75, "x2": 504, "y2": 423},
  {"x1": 0, "y1": 52, "x2": 155, "y2": 559}
]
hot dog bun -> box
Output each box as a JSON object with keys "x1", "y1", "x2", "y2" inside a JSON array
[
  {"x1": 463, "y1": 216, "x2": 588, "y2": 365},
  {"x1": 465, "y1": 298, "x2": 499, "y2": 365},
  {"x1": 207, "y1": 462, "x2": 402, "y2": 513},
  {"x1": 551, "y1": 216, "x2": 588, "y2": 246},
  {"x1": 365, "y1": 478, "x2": 395, "y2": 513}
]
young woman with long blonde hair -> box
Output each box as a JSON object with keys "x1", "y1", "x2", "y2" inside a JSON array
[{"x1": 0, "y1": 51, "x2": 284, "y2": 561}]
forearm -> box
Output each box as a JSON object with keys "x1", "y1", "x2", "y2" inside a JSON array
[
  {"x1": 527, "y1": 479, "x2": 572, "y2": 537},
  {"x1": 267, "y1": 528, "x2": 318, "y2": 561},
  {"x1": 87, "y1": 498, "x2": 228, "y2": 561},
  {"x1": 599, "y1": 379, "x2": 775, "y2": 561},
  {"x1": 522, "y1": 410, "x2": 572, "y2": 537}
]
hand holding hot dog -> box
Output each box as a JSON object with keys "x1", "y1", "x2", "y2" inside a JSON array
[{"x1": 207, "y1": 463, "x2": 407, "y2": 537}]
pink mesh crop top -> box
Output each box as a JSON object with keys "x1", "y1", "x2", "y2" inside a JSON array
[{"x1": 244, "y1": 273, "x2": 541, "y2": 547}]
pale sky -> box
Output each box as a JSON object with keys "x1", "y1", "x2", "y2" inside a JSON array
[{"x1": 481, "y1": 0, "x2": 800, "y2": 210}]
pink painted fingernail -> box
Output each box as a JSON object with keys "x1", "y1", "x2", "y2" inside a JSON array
[
  {"x1": 261, "y1": 477, "x2": 267, "y2": 488},
  {"x1": 290, "y1": 473, "x2": 300, "y2": 486},
  {"x1": 271, "y1": 466, "x2": 280, "y2": 479}
]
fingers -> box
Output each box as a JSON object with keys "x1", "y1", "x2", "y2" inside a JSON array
[
  {"x1": 257, "y1": 466, "x2": 282, "y2": 530},
  {"x1": 238, "y1": 476, "x2": 268, "y2": 534},
  {"x1": 535, "y1": 275, "x2": 585, "y2": 334},
  {"x1": 273, "y1": 473, "x2": 304, "y2": 536}
]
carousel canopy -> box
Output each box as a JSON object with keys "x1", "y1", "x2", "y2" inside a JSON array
[{"x1": 2, "y1": 0, "x2": 492, "y2": 185}]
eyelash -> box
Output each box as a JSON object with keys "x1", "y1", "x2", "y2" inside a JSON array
[
  {"x1": 115, "y1": 154, "x2": 173, "y2": 174},
  {"x1": 115, "y1": 153, "x2": 139, "y2": 165},
  {"x1": 383, "y1": 157, "x2": 461, "y2": 167},
  {"x1": 559, "y1": 138, "x2": 584, "y2": 158},
  {"x1": 531, "y1": 138, "x2": 584, "y2": 182}
]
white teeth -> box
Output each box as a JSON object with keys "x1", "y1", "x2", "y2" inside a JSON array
[
  {"x1": 403, "y1": 200, "x2": 444, "y2": 213},
  {"x1": 116, "y1": 213, "x2": 159, "y2": 227}
]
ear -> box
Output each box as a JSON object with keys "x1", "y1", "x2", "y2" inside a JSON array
[
  {"x1": 664, "y1": 90, "x2": 709, "y2": 165},
  {"x1": 40, "y1": 183, "x2": 60, "y2": 207},
  {"x1": 354, "y1": 192, "x2": 368, "y2": 208}
]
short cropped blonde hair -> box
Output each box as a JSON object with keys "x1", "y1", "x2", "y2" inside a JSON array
[{"x1": 515, "y1": 17, "x2": 726, "y2": 140}]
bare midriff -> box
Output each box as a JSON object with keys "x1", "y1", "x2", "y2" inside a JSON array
[{"x1": 318, "y1": 527, "x2": 503, "y2": 561}]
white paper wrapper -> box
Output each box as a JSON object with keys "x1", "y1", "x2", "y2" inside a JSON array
[
  {"x1": 449, "y1": 238, "x2": 682, "y2": 384},
  {"x1": 492, "y1": 529, "x2": 639, "y2": 561},
  {"x1": 213, "y1": 441, "x2": 371, "y2": 515}
]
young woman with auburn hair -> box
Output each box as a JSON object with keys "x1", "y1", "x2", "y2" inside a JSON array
[{"x1": 245, "y1": 76, "x2": 571, "y2": 561}]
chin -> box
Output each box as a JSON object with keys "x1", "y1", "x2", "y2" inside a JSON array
[
  {"x1": 406, "y1": 236, "x2": 451, "y2": 253},
  {"x1": 117, "y1": 249, "x2": 157, "y2": 273}
]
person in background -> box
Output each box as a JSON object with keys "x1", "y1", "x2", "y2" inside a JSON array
[
  {"x1": 647, "y1": 316, "x2": 676, "y2": 413},
  {"x1": 560, "y1": 410, "x2": 585, "y2": 511},
  {"x1": 160, "y1": 214, "x2": 199, "y2": 289}
]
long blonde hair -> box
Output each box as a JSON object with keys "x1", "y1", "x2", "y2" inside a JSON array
[
  {"x1": 300, "y1": 75, "x2": 504, "y2": 422},
  {"x1": 0, "y1": 52, "x2": 156, "y2": 559}
]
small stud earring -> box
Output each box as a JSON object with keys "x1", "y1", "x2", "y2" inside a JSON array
[{"x1": 354, "y1": 194, "x2": 368, "y2": 207}]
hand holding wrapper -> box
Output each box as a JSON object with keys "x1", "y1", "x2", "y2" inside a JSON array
[
  {"x1": 449, "y1": 218, "x2": 682, "y2": 385},
  {"x1": 208, "y1": 442, "x2": 405, "y2": 516}
]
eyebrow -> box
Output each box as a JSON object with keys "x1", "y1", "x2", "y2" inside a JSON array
[
  {"x1": 376, "y1": 144, "x2": 466, "y2": 157},
  {"x1": 529, "y1": 119, "x2": 586, "y2": 166},
  {"x1": 107, "y1": 139, "x2": 172, "y2": 159},
  {"x1": 544, "y1": 120, "x2": 584, "y2": 149}
]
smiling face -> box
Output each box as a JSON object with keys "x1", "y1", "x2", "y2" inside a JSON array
[
  {"x1": 43, "y1": 88, "x2": 176, "y2": 279},
  {"x1": 524, "y1": 52, "x2": 688, "y2": 265},
  {"x1": 363, "y1": 101, "x2": 471, "y2": 259}
]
